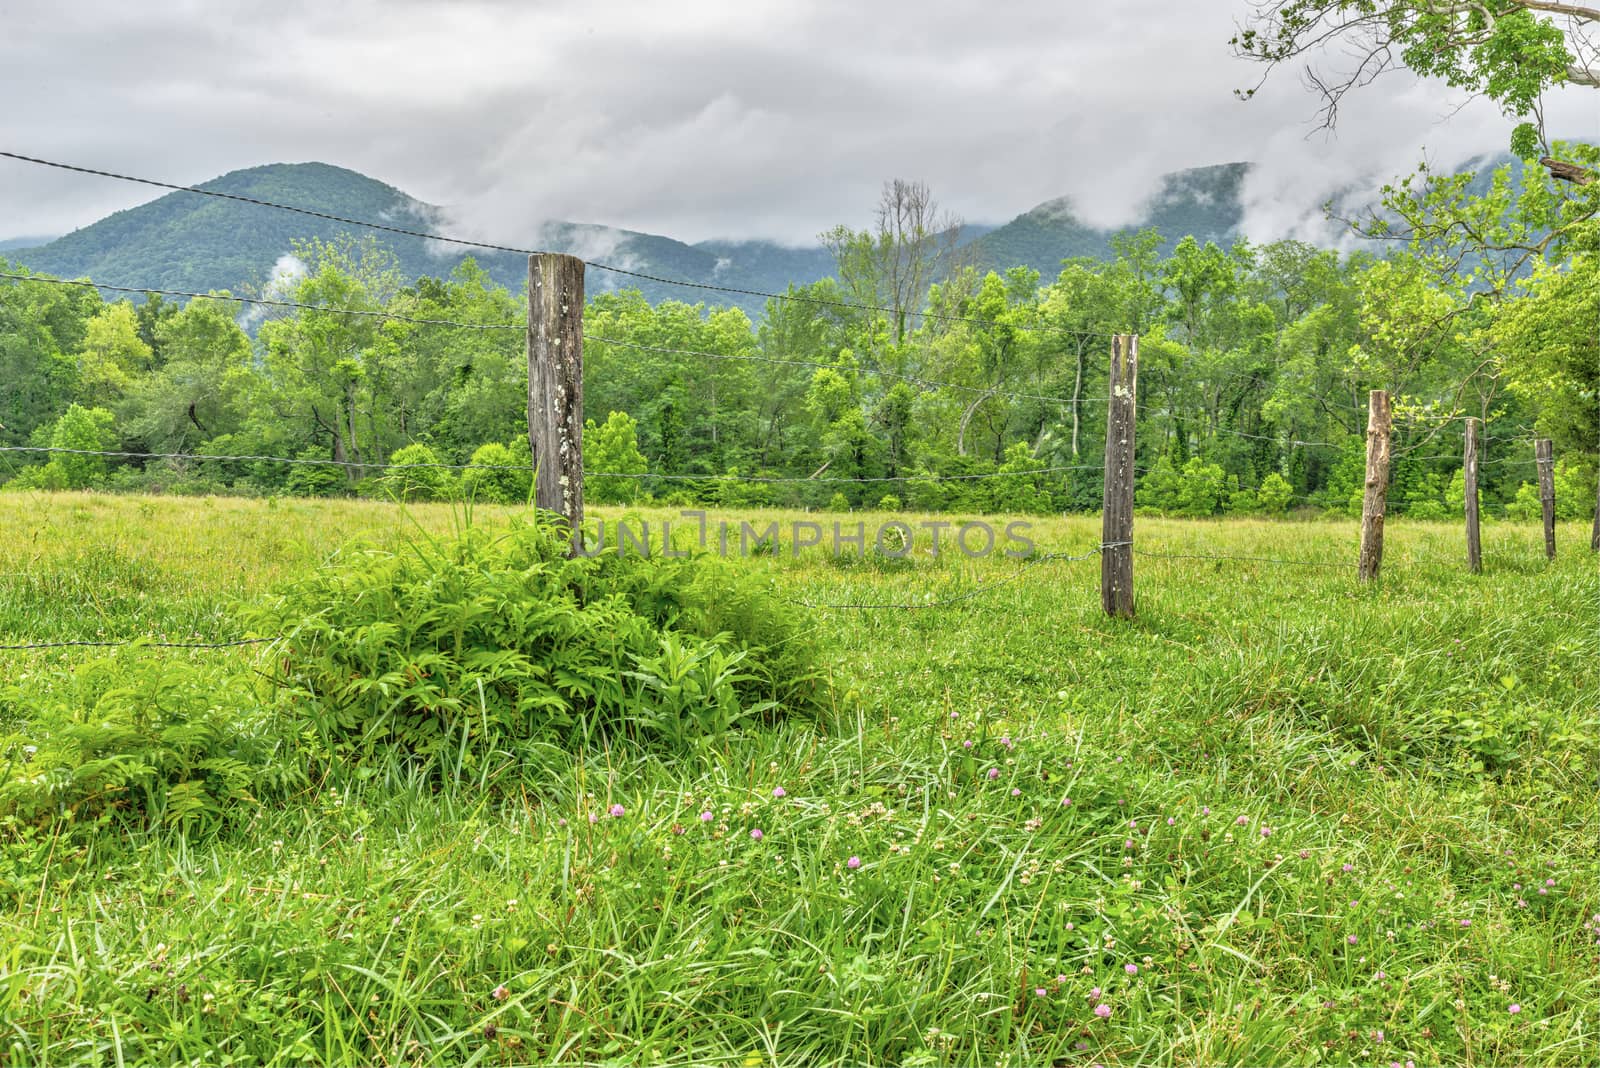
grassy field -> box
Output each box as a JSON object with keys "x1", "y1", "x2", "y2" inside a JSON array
[{"x1": 0, "y1": 491, "x2": 1596, "y2": 1066}]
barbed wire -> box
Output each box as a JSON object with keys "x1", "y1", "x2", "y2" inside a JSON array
[
  {"x1": 0, "y1": 445, "x2": 1101, "y2": 485},
  {"x1": 0, "y1": 150, "x2": 1105, "y2": 337},
  {"x1": 0, "y1": 636, "x2": 275, "y2": 651},
  {"x1": 1132, "y1": 547, "x2": 1345, "y2": 568},
  {"x1": 0, "y1": 271, "x2": 521, "y2": 331}
]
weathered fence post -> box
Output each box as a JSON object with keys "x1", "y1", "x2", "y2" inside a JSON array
[
  {"x1": 1357, "y1": 389, "x2": 1391, "y2": 582},
  {"x1": 1535, "y1": 438, "x2": 1555, "y2": 560},
  {"x1": 1591, "y1": 467, "x2": 1599, "y2": 553},
  {"x1": 528, "y1": 253, "x2": 585, "y2": 547},
  {"x1": 1464, "y1": 417, "x2": 1481, "y2": 574},
  {"x1": 1101, "y1": 333, "x2": 1137, "y2": 619}
]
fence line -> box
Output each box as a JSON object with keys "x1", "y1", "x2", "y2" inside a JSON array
[
  {"x1": 0, "y1": 636, "x2": 276, "y2": 651},
  {"x1": 0, "y1": 445, "x2": 1103, "y2": 485}
]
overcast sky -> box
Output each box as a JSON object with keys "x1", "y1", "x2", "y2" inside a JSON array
[{"x1": 2, "y1": 0, "x2": 1595, "y2": 247}]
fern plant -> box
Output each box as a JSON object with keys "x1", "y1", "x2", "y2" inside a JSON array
[{"x1": 246, "y1": 516, "x2": 826, "y2": 765}]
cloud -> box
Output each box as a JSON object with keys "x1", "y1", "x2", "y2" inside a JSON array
[
  {"x1": 2, "y1": 0, "x2": 1595, "y2": 250},
  {"x1": 239, "y1": 253, "x2": 308, "y2": 329}
]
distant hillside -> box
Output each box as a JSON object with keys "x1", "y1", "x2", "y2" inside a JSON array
[
  {"x1": 0, "y1": 235, "x2": 54, "y2": 252},
  {"x1": 4, "y1": 156, "x2": 1521, "y2": 317},
  {"x1": 971, "y1": 163, "x2": 1252, "y2": 274},
  {"x1": 7, "y1": 163, "x2": 798, "y2": 310}
]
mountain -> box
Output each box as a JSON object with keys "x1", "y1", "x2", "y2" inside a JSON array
[
  {"x1": 3, "y1": 156, "x2": 1512, "y2": 317},
  {"x1": 0, "y1": 235, "x2": 55, "y2": 252},
  {"x1": 4, "y1": 163, "x2": 767, "y2": 309},
  {"x1": 970, "y1": 162, "x2": 1253, "y2": 275}
]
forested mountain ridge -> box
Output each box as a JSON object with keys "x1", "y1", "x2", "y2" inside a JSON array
[{"x1": 11, "y1": 159, "x2": 1336, "y2": 312}]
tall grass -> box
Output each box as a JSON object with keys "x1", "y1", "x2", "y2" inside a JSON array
[{"x1": 0, "y1": 491, "x2": 1595, "y2": 1066}]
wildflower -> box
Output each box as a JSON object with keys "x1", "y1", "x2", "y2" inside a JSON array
[
  {"x1": 1125, "y1": 963, "x2": 1138, "y2": 975},
  {"x1": 1509, "y1": 1004, "x2": 1522, "y2": 1014},
  {"x1": 773, "y1": 787, "x2": 786, "y2": 798},
  {"x1": 1259, "y1": 826, "x2": 1272, "y2": 838},
  {"x1": 963, "y1": 740, "x2": 974, "y2": 748},
  {"x1": 750, "y1": 828, "x2": 764, "y2": 840},
  {"x1": 609, "y1": 804, "x2": 625, "y2": 818},
  {"x1": 492, "y1": 984, "x2": 509, "y2": 1002},
  {"x1": 1034, "y1": 987, "x2": 1047, "y2": 998},
  {"x1": 700, "y1": 811, "x2": 714, "y2": 822},
  {"x1": 1460, "y1": 918, "x2": 1471, "y2": 927},
  {"x1": 1167, "y1": 817, "x2": 1176, "y2": 826},
  {"x1": 1094, "y1": 1003, "x2": 1112, "y2": 1019},
  {"x1": 1201, "y1": 806, "x2": 1211, "y2": 816},
  {"x1": 1235, "y1": 815, "x2": 1249, "y2": 826},
  {"x1": 846, "y1": 856, "x2": 861, "y2": 869},
  {"x1": 1090, "y1": 986, "x2": 1102, "y2": 999},
  {"x1": 587, "y1": 813, "x2": 598, "y2": 825},
  {"x1": 1011, "y1": 788, "x2": 1022, "y2": 797},
  {"x1": 1060, "y1": 797, "x2": 1072, "y2": 806},
  {"x1": 1342, "y1": 863, "x2": 1354, "y2": 873},
  {"x1": 986, "y1": 768, "x2": 1000, "y2": 780},
  {"x1": 1347, "y1": 935, "x2": 1358, "y2": 945}
]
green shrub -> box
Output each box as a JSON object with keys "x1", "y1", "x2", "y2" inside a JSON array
[
  {"x1": 284, "y1": 448, "x2": 348, "y2": 497},
  {"x1": 245, "y1": 518, "x2": 827, "y2": 764},
  {"x1": 1554, "y1": 457, "x2": 1594, "y2": 521},
  {"x1": 383, "y1": 443, "x2": 456, "y2": 502},
  {"x1": 1505, "y1": 482, "x2": 1542, "y2": 521},
  {"x1": 827, "y1": 491, "x2": 851, "y2": 512},
  {"x1": 876, "y1": 493, "x2": 902, "y2": 511},
  {"x1": 1252, "y1": 472, "x2": 1290, "y2": 513},
  {"x1": 0, "y1": 657, "x2": 302, "y2": 832},
  {"x1": 461, "y1": 441, "x2": 531, "y2": 504},
  {"x1": 1141, "y1": 455, "x2": 1226, "y2": 516},
  {"x1": 586, "y1": 411, "x2": 649, "y2": 504}
]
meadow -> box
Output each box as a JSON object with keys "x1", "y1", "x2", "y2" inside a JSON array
[{"x1": 0, "y1": 491, "x2": 1596, "y2": 1066}]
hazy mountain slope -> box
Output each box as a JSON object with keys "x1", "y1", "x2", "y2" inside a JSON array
[
  {"x1": 971, "y1": 162, "x2": 1252, "y2": 275},
  {"x1": 6, "y1": 155, "x2": 1525, "y2": 316}
]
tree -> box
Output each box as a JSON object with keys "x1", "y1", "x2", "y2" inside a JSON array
[
  {"x1": 255, "y1": 235, "x2": 402, "y2": 480},
  {"x1": 1232, "y1": 1, "x2": 1599, "y2": 170},
  {"x1": 46, "y1": 404, "x2": 117, "y2": 489},
  {"x1": 820, "y1": 179, "x2": 970, "y2": 355},
  {"x1": 76, "y1": 302, "x2": 152, "y2": 403},
  {"x1": 121, "y1": 297, "x2": 254, "y2": 453},
  {"x1": 585, "y1": 411, "x2": 649, "y2": 504},
  {"x1": 1491, "y1": 251, "x2": 1599, "y2": 453}
]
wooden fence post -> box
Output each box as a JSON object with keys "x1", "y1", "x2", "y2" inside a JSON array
[
  {"x1": 1101, "y1": 333, "x2": 1137, "y2": 618},
  {"x1": 1535, "y1": 438, "x2": 1555, "y2": 560},
  {"x1": 528, "y1": 253, "x2": 586, "y2": 545},
  {"x1": 1591, "y1": 467, "x2": 1599, "y2": 553},
  {"x1": 1464, "y1": 417, "x2": 1481, "y2": 574},
  {"x1": 1357, "y1": 389, "x2": 1391, "y2": 582}
]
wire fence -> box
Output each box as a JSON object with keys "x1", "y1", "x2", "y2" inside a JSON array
[{"x1": 0, "y1": 148, "x2": 1585, "y2": 643}]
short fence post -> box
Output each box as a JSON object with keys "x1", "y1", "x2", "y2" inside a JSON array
[
  {"x1": 1464, "y1": 417, "x2": 1481, "y2": 574},
  {"x1": 1358, "y1": 389, "x2": 1391, "y2": 582},
  {"x1": 1535, "y1": 438, "x2": 1555, "y2": 560},
  {"x1": 528, "y1": 252, "x2": 586, "y2": 548},
  {"x1": 1101, "y1": 333, "x2": 1137, "y2": 619}
]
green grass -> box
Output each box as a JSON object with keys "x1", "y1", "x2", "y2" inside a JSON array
[{"x1": 0, "y1": 491, "x2": 1596, "y2": 1066}]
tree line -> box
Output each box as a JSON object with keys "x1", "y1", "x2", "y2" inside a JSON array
[{"x1": 2, "y1": 157, "x2": 1595, "y2": 520}]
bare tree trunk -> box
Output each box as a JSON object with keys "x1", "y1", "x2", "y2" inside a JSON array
[
  {"x1": 1070, "y1": 343, "x2": 1084, "y2": 457},
  {"x1": 956, "y1": 390, "x2": 996, "y2": 457}
]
